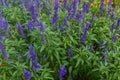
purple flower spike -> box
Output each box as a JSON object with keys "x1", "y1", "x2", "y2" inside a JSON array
[
  {"x1": 111, "y1": 11, "x2": 115, "y2": 20},
  {"x1": 29, "y1": 44, "x2": 40, "y2": 71},
  {"x1": 16, "y1": 23, "x2": 25, "y2": 37},
  {"x1": 107, "y1": 8, "x2": 111, "y2": 16},
  {"x1": 110, "y1": 23, "x2": 114, "y2": 32},
  {"x1": 83, "y1": 1, "x2": 89, "y2": 13},
  {"x1": 80, "y1": 25, "x2": 89, "y2": 43},
  {"x1": 67, "y1": 46, "x2": 72, "y2": 59},
  {"x1": 23, "y1": 69, "x2": 31, "y2": 80},
  {"x1": 63, "y1": 16, "x2": 67, "y2": 27},
  {"x1": 75, "y1": 10, "x2": 82, "y2": 21},
  {"x1": 116, "y1": 18, "x2": 120, "y2": 30},
  {"x1": 29, "y1": 44, "x2": 37, "y2": 61},
  {"x1": 54, "y1": 0, "x2": 59, "y2": 13},
  {"x1": 98, "y1": 0, "x2": 104, "y2": 19},
  {"x1": 27, "y1": 20, "x2": 34, "y2": 30},
  {"x1": 0, "y1": 42, "x2": 9, "y2": 61},
  {"x1": 105, "y1": 40, "x2": 108, "y2": 48},
  {"x1": 80, "y1": 31, "x2": 87, "y2": 42},
  {"x1": 3, "y1": 20, "x2": 10, "y2": 33},
  {"x1": 0, "y1": 17, "x2": 3, "y2": 27},
  {"x1": 0, "y1": 9, "x2": 2, "y2": 15},
  {"x1": 48, "y1": 8, "x2": 51, "y2": 16},
  {"x1": 1, "y1": 0, "x2": 5, "y2": 6},
  {"x1": 43, "y1": 1, "x2": 46, "y2": 10},
  {"x1": 36, "y1": 0, "x2": 40, "y2": 9},
  {"x1": 112, "y1": 34, "x2": 117, "y2": 42},
  {"x1": 90, "y1": 12, "x2": 94, "y2": 26},
  {"x1": 59, "y1": 24, "x2": 63, "y2": 30},
  {"x1": 58, "y1": 65, "x2": 67, "y2": 80},
  {"x1": 0, "y1": 35, "x2": 2, "y2": 40},
  {"x1": 19, "y1": 0, "x2": 26, "y2": 10},
  {"x1": 100, "y1": 0, "x2": 104, "y2": 12},
  {"x1": 32, "y1": 61, "x2": 40, "y2": 71},
  {"x1": 39, "y1": 21, "x2": 44, "y2": 32},
  {"x1": 52, "y1": 0, "x2": 59, "y2": 28},
  {"x1": 63, "y1": 0, "x2": 68, "y2": 9},
  {"x1": 88, "y1": 44, "x2": 93, "y2": 52},
  {"x1": 103, "y1": 52, "x2": 107, "y2": 60},
  {"x1": 67, "y1": 0, "x2": 77, "y2": 18},
  {"x1": 72, "y1": 0, "x2": 77, "y2": 15},
  {"x1": 29, "y1": 0, "x2": 38, "y2": 22},
  {"x1": 103, "y1": 40, "x2": 108, "y2": 60},
  {"x1": 25, "y1": 0, "x2": 29, "y2": 9}
]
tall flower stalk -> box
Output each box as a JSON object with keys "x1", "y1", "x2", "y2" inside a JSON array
[
  {"x1": 110, "y1": 22, "x2": 114, "y2": 32},
  {"x1": 19, "y1": 0, "x2": 26, "y2": 10},
  {"x1": 58, "y1": 65, "x2": 67, "y2": 80},
  {"x1": 63, "y1": 0, "x2": 68, "y2": 10},
  {"x1": 29, "y1": 44, "x2": 40, "y2": 71},
  {"x1": 98, "y1": 0, "x2": 104, "y2": 20},
  {"x1": 27, "y1": 20, "x2": 34, "y2": 30},
  {"x1": 103, "y1": 40, "x2": 108, "y2": 60},
  {"x1": 83, "y1": 1, "x2": 89, "y2": 13},
  {"x1": 39, "y1": 21, "x2": 46, "y2": 43},
  {"x1": 36, "y1": 0, "x2": 40, "y2": 10},
  {"x1": 16, "y1": 23, "x2": 25, "y2": 37},
  {"x1": 67, "y1": 46, "x2": 72, "y2": 59},
  {"x1": 90, "y1": 12, "x2": 94, "y2": 26},
  {"x1": 0, "y1": 42, "x2": 9, "y2": 61},
  {"x1": 23, "y1": 69, "x2": 31, "y2": 80},
  {"x1": 67, "y1": 0, "x2": 77, "y2": 18},
  {"x1": 3, "y1": 20, "x2": 10, "y2": 34},
  {"x1": 116, "y1": 18, "x2": 120, "y2": 31},
  {"x1": 29, "y1": 0, "x2": 38, "y2": 22},
  {"x1": 112, "y1": 34, "x2": 117, "y2": 42},
  {"x1": 80, "y1": 22, "x2": 89, "y2": 43},
  {"x1": 52, "y1": 0, "x2": 59, "y2": 28},
  {"x1": 88, "y1": 44, "x2": 93, "y2": 52},
  {"x1": 1, "y1": 0, "x2": 5, "y2": 6}
]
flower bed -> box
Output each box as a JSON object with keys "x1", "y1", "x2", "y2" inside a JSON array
[{"x1": 0, "y1": 0, "x2": 120, "y2": 80}]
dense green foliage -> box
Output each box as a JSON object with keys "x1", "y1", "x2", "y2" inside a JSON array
[{"x1": 0, "y1": 0, "x2": 120, "y2": 80}]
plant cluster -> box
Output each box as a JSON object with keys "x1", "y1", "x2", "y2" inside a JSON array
[{"x1": 0, "y1": 0, "x2": 120, "y2": 80}]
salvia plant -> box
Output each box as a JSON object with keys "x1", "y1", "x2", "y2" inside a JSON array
[{"x1": 0, "y1": 0, "x2": 120, "y2": 80}]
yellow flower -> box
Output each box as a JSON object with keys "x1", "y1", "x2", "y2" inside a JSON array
[
  {"x1": 90, "y1": 1, "x2": 97, "y2": 7},
  {"x1": 104, "y1": 0, "x2": 114, "y2": 4},
  {"x1": 90, "y1": 3, "x2": 93, "y2": 7},
  {"x1": 110, "y1": 11, "x2": 112, "y2": 15},
  {"x1": 106, "y1": 0, "x2": 110, "y2": 3},
  {"x1": 93, "y1": 1, "x2": 97, "y2": 5},
  {"x1": 112, "y1": 2, "x2": 113, "y2": 4}
]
